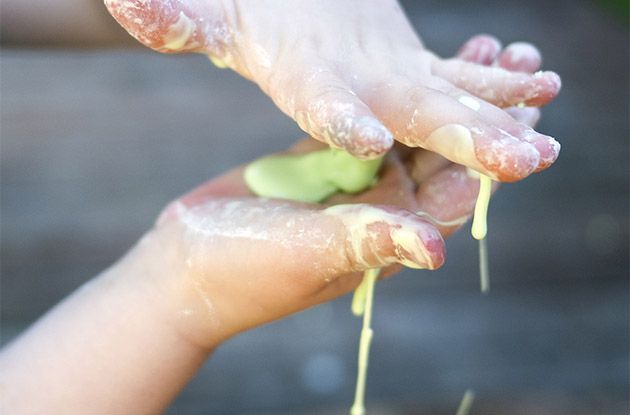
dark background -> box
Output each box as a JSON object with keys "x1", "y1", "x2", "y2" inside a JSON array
[{"x1": 1, "y1": 0, "x2": 628, "y2": 413}]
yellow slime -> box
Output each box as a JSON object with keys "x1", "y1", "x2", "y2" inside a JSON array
[
  {"x1": 349, "y1": 268, "x2": 380, "y2": 415},
  {"x1": 471, "y1": 174, "x2": 492, "y2": 293},
  {"x1": 456, "y1": 389, "x2": 476, "y2": 415}
]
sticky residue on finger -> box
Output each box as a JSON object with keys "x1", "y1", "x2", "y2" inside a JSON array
[
  {"x1": 519, "y1": 130, "x2": 561, "y2": 170},
  {"x1": 423, "y1": 124, "x2": 490, "y2": 176},
  {"x1": 471, "y1": 126, "x2": 540, "y2": 182},
  {"x1": 323, "y1": 204, "x2": 444, "y2": 270},
  {"x1": 162, "y1": 11, "x2": 197, "y2": 51},
  {"x1": 294, "y1": 103, "x2": 393, "y2": 159},
  {"x1": 104, "y1": 0, "x2": 235, "y2": 55}
]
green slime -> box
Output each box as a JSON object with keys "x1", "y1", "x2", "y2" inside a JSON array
[{"x1": 244, "y1": 149, "x2": 383, "y2": 203}]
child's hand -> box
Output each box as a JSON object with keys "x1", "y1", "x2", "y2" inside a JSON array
[
  {"x1": 105, "y1": 0, "x2": 560, "y2": 181},
  {"x1": 149, "y1": 156, "x2": 446, "y2": 350},
  {"x1": 0, "y1": 141, "x2": 481, "y2": 414}
]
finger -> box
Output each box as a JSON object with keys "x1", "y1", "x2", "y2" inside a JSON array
[
  {"x1": 407, "y1": 151, "x2": 452, "y2": 184},
  {"x1": 505, "y1": 106, "x2": 541, "y2": 127},
  {"x1": 268, "y1": 67, "x2": 394, "y2": 159},
  {"x1": 489, "y1": 44, "x2": 551, "y2": 167},
  {"x1": 413, "y1": 164, "x2": 499, "y2": 238},
  {"x1": 457, "y1": 34, "x2": 502, "y2": 65},
  {"x1": 431, "y1": 59, "x2": 561, "y2": 108},
  {"x1": 496, "y1": 42, "x2": 542, "y2": 73},
  {"x1": 169, "y1": 198, "x2": 445, "y2": 275},
  {"x1": 456, "y1": 38, "x2": 543, "y2": 131},
  {"x1": 453, "y1": 91, "x2": 559, "y2": 172},
  {"x1": 367, "y1": 79, "x2": 541, "y2": 182},
  {"x1": 104, "y1": 0, "x2": 229, "y2": 54},
  {"x1": 493, "y1": 42, "x2": 543, "y2": 132},
  {"x1": 432, "y1": 35, "x2": 556, "y2": 174}
]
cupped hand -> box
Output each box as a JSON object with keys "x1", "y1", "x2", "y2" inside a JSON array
[{"x1": 105, "y1": 0, "x2": 560, "y2": 181}]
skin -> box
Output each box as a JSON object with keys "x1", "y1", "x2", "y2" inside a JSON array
[
  {"x1": 104, "y1": 0, "x2": 561, "y2": 181},
  {"x1": 0, "y1": 36, "x2": 550, "y2": 414}
]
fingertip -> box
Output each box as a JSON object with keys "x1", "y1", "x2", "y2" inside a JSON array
[
  {"x1": 542, "y1": 70, "x2": 563, "y2": 95},
  {"x1": 497, "y1": 42, "x2": 542, "y2": 73},
  {"x1": 105, "y1": 0, "x2": 214, "y2": 53},
  {"x1": 343, "y1": 117, "x2": 395, "y2": 159},
  {"x1": 433, "y1": 59, "x2": 561, "y2": 108},
  {"x1": 421, "y1": 227, "x2": 447, "y2": 269},
  {"x1": 525, "y1": 71, "x2": 562, "y2": 106},
  {"x1": 521, "y1": 132, "x2": 561, "y2": 171},
  {"x1": 457, "y1": 34, "x2": 503, "y2": 64},
  {"x1": 323, "y1": 204, "x2": 445, "y2": 270},
  {"x1": 474, "y1": 131, "x2": 541, "y2": 182},
  {"x1": 298, "y1": 108, "x2": 394, "y2": 159},
  {"x1": 291, "y1": 75, "x2": 394, "y2": 159}
]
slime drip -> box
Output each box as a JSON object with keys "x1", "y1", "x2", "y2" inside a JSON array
[
  {"x1": 349, "y1": 268, "x2": 380, "y2": 415},
  {"x1": 471, "y1": 174, "x2": 493, "y2": 293},
  {"x1": 456, "y1": 389, "x2": 476, "y2": 415},
  {"x1": 351, "y1": 273, "x2": 369, "y2": 316}
]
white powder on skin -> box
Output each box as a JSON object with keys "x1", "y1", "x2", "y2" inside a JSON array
[{"x1": 458, "y1": 95, "x2": 481, "y2": 111}]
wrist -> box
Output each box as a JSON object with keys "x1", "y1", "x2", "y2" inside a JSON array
[{"x1": 122, "y1": 219, "x2": 231, "y2": 353}]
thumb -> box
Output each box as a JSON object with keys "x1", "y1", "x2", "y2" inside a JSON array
[
  {"x1": 155, "y1": 198, "x2": 444, "y2": 344},
  {"x1": 168, "y1": 198, "x2": 445, "y2": 274}
]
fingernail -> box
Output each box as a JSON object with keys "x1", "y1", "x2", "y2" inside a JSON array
[
  {"x1": 536, "y1": 71, "x2": 562, "y2": 92},
  {"x1": 342, "y1": 116, "x2": 394, "y2": 159},
  {"x1": 323, "y1": 204, "x2": 445, "y2": 269},
  {"x1": 458, "y1": 34, "x2": 502, "y2": 64},
  {"x1": 295, "y1": 111, "x2": 393, "y2": 159},
  {"x1": 498, "y1": 42, "x2": 541, "y2": 72},
  {"x1": 391, "y1": 228, "x2": 429, "y2": 269},
  {"x1": 526, "y1": 71, "x2": 562, "y2": 104},
  {"x1": 522, "y1": 132, "x2": 561, "y2": 170},
  {"x1": 473, "y1": 128, "x2": 540, "y2": 182}
]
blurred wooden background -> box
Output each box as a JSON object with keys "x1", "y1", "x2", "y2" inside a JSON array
[{"x1": 1, "y1": 0, "x2": 628, "y2": 413}]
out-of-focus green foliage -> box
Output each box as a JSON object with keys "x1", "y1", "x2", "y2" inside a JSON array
[{"x1": 597, "y1": 0, "x2": 629, "y2": 24}]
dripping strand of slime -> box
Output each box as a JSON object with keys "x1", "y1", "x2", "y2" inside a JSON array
[
  {"x1": 350, "y1": 268, "x2": 380, "y2": 415},
  {"x1": 471, "y1": 174, "x2": 493, "y2": 293},
  {"x1": 351, "y1": 271, "x2": 369, "y2": 316},
  {"x1": 455, "y1": 389, "x2": 476, "y2": 415}
]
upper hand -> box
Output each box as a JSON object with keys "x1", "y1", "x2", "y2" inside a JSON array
[{"x1": 105, "y1": 0, "x2": 560, "y2": 181}]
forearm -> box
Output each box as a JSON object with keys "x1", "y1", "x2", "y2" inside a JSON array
[{"x1": 0, "y1": 232, "x2": 212, "y2": 414}]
